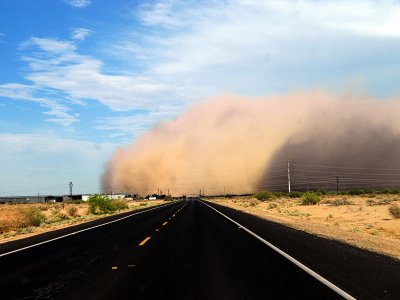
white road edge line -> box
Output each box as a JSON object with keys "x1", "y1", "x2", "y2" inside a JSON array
[
  {"x1": 0, "y1": 201, "x2": 182, "y2": 258},
  {"x1": 200, "y1": 200, "x2": 356, "y2": 300}
]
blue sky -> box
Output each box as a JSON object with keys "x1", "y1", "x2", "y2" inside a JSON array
[{"x1": 1, "y1": 0, "x2": 400, "y2": 195}]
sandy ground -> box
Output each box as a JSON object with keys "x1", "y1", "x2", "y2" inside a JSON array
[
  {"x1": 208, "y1": 195, "x2": 400, "y2": 260},
  {"x1": 0, "y1": 200, "x2": 166, "y2": 244}
]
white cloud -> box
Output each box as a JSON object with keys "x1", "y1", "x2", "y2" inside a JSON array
[
  {"x1": 18, "y1": 37, "x2": 169, "y2": 111},
  {"x1": 0, "y1": 83, "x2": 79, "y2": 127},
  {"x1": 71, "y1": 27, "x2": 92, "y2": 41},
  {"x1": 0, "y1": 133, "x2": 117, "y2": 196},
  {"x1": 64, "y1": 0, "x2": 91, "y2": 8}
]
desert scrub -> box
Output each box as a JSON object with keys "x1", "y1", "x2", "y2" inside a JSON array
[
  {"x1": 112, "y1": 199, "x2": 129, "y2": 211},
  {"x1": 88, "y1": 195, "x2": 128, "y2": 214},
  {"x1": 301, "y1": 192, "x2": 321, "y2": 205},
  {"x1": 67, "y1": 205, "x2": 79, "y2": 217},
  {"x1": 88, "y1": 194, "x2": 114, "y2": 214},
  {"x1": 254, "y1": 190, "x2": 274, "y2": 201},
  {"x1": 18, "y1": 207, "x2": 46, "y2": 227},
  {"x1": 326, "y1": 198, "x2": 353, "y2": 206},
  {"x1": 367, "y1": 198, "x2": 394, "y2": 206},
  {"x1": 49, "y1": 210, "x2": 69, "y2": 223},
  {"x1": 268, "y1": 202, "x2": 278, "y2": 209},
  {"x1": 389, "y1": 204, "x2": 400, "y2": 219},
  {"x1": 289, "y1": 191, "x2": 303, "y2": 198}
]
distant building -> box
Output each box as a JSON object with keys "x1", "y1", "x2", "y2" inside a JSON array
[
  {"x1": 0, "y1": 195, "x2": 63, "y2": 204},
  {"x1": 63, "y1": 194, "x2": 92, "y2": 202}
]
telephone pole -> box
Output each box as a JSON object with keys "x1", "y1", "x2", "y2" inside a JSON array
[
  {"x1": 336, "y1": 175, "x2": 340, "y2": 194},
  {"x1": 69, "y1": 181, "x2": 73, "y2": 196},
  {"x1": 287, "y1": 159, "x2": 291, "y2": 194}
]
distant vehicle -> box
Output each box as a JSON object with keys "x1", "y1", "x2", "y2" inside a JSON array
[
  {"x1": 186, "y1": 195, "x2": 199, "y2": 200},
  {"x1": 146, "y1": 194, "x2": 158, "y2": 200}
]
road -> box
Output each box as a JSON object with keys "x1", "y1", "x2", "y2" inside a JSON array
[{"x1": 0, "y1": 199, "x2": 399, "y2": 299}]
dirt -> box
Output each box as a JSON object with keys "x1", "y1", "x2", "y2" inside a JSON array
[
  {"x1": 208, "y1": 195, "x2": 400, "y2": 260},
  {"x1": 0, "y1": 200, "x2": 165, "y2": 244}
]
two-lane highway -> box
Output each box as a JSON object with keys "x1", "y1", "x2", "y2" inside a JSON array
[{"x1": 1, "y1": 199, "x2": 399, "y2": 299}]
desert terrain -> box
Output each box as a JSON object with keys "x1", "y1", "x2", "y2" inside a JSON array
[
  {"x1": 209, "y1": 194, "x2": 400, "y2": 260},
  {"x1": 0, "y1": 200, "x2": 165, "y2": 244}
]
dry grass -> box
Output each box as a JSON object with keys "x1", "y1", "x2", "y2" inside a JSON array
[
  {"x1": 0, "y1": 200, "x2": 166, "y2": 244},
  {"x1": 209, "y1": 195, "x2": 400, "y2": 260}
]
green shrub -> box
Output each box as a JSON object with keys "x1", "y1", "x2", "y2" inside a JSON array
[
  {"x1": 388, "y1": 204, "x2": 400, "y2": 218},
  {"x1": 347, "y1": 189, "x2": 364, "y2": 195},
  {"x1": 18, "y1": 207, "x2": 46, "y2": 227},
  {"x1": 301, "y1": 192, "x2": 321, "y2": 205},
  {"x1": 88, "y1": 194, "x2": 114, "y2": 214},
  {"x1": 254, "y1": 191, "x2": 274, "y2": 201},
  {"x1": 274, "y1": 192, "x2": 286, "y2": 198},
  {"x1": 289, "y1": 191, "x2": 303, "y2": 198}
]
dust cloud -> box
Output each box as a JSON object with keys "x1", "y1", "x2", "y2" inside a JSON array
[{"x1": 102, "y1": 90, "x2": 400, "y2": 195}]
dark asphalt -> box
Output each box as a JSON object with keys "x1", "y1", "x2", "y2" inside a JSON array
[{"x1": 0, "y1": 199, "x2": 399, "y2": 299}]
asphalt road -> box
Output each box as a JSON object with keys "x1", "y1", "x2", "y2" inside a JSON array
[{"x1": 0, "y1": 199, "x2": 399, "y2": 299}]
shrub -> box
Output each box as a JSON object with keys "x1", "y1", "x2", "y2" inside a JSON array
[
  {"x1": 289, "y1": 191, "x2": 303, "y2": 198},
  {"x1": 164, "y1": 195, "x2": 174, "y2": 201},
  {"x1": 88, "y1": 194, "x2": 114, "y2": 214},
  {"x1": 254, "y1": 191, "x2": 274, "y2": 201},
  {"x1": 328, "y1": 198, "x2": 353, "y2": 206},
  {"x1": 67, "y1": 206, "x2": 79, "y2": 217},
  {"x1": 268, "y1": 202, "x2": 278, "y2": 209},
  {"x1": 112, "y1": 199, "x2": 129, "y2": 211},
  {"x1": 347, "y1": 189, "x2": 364, "y2": 195},
  {"x1": 274, "y1": 192, "x2": 286, "y2": 198},
  {"x1": 18, "y1": 207, "x2": 46, "y2": 227},
  {"x1": 301, "y1": 192, "x2": 321, "y2": 205},
  {"x1": 389, "y1": 204, "x2": 400, "y2": 219}
]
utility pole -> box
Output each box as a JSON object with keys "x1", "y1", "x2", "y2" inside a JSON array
[
  {"x1": 287, "y1": 159, "x2": 291, "y2": 194},
  {"x1": 69, "y1": 181, "x2": 73, "y2": 197},
  {"x1": 224, "y1": 186, "x2": 226, "y2": 196},
  {"x1": 336, "y1": 175, "x2": 340, "y2": 194}
]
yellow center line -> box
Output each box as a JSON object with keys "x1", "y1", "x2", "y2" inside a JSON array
[
  {"x1": 138, "y1": 236, "x2": 151, "y2": 246},
  {"x1": 112, "y1": 266, "x2": 118, "y2": 270},
  {"x1": 162, "y1": 221, "x2": 168, "y2": 226}
]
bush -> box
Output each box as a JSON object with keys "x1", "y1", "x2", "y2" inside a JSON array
[
  {"x1": 88, "y1": 195, "x2": 129, "y2": 214},
  {"x1": 289, "y1": 191, "x2": 303, "y2": 198},
  {"x1": 88, "y1": 194, "x2": 114, "y2": 214},
  {"x1": 67, "y1": 206, "x2": 79, "y2": 217},
  {"x1": 18, "y1": 207, "x2": 46, "y2": 227},
  {"x1": 112, "y1": 199, "x2": 129, "y2": 211},
  {"x1": 328, "y1": 198, "x2": 353, "y2": 206},
  {"x1": 301, "y1": 192, "x2": 321, "y2": 205},
  {"x1": 274, "y1": 192, "x2": 286, "y2": 198},
  {"x1": 389, "y1": 204, "x2": 400, "y2": 219},
  {"x1": 164, "y1": 195, "x2": 174, "y2": 201},
  {"x1": 254, "y1": 191, "x2": 274, "y2": 201}
]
